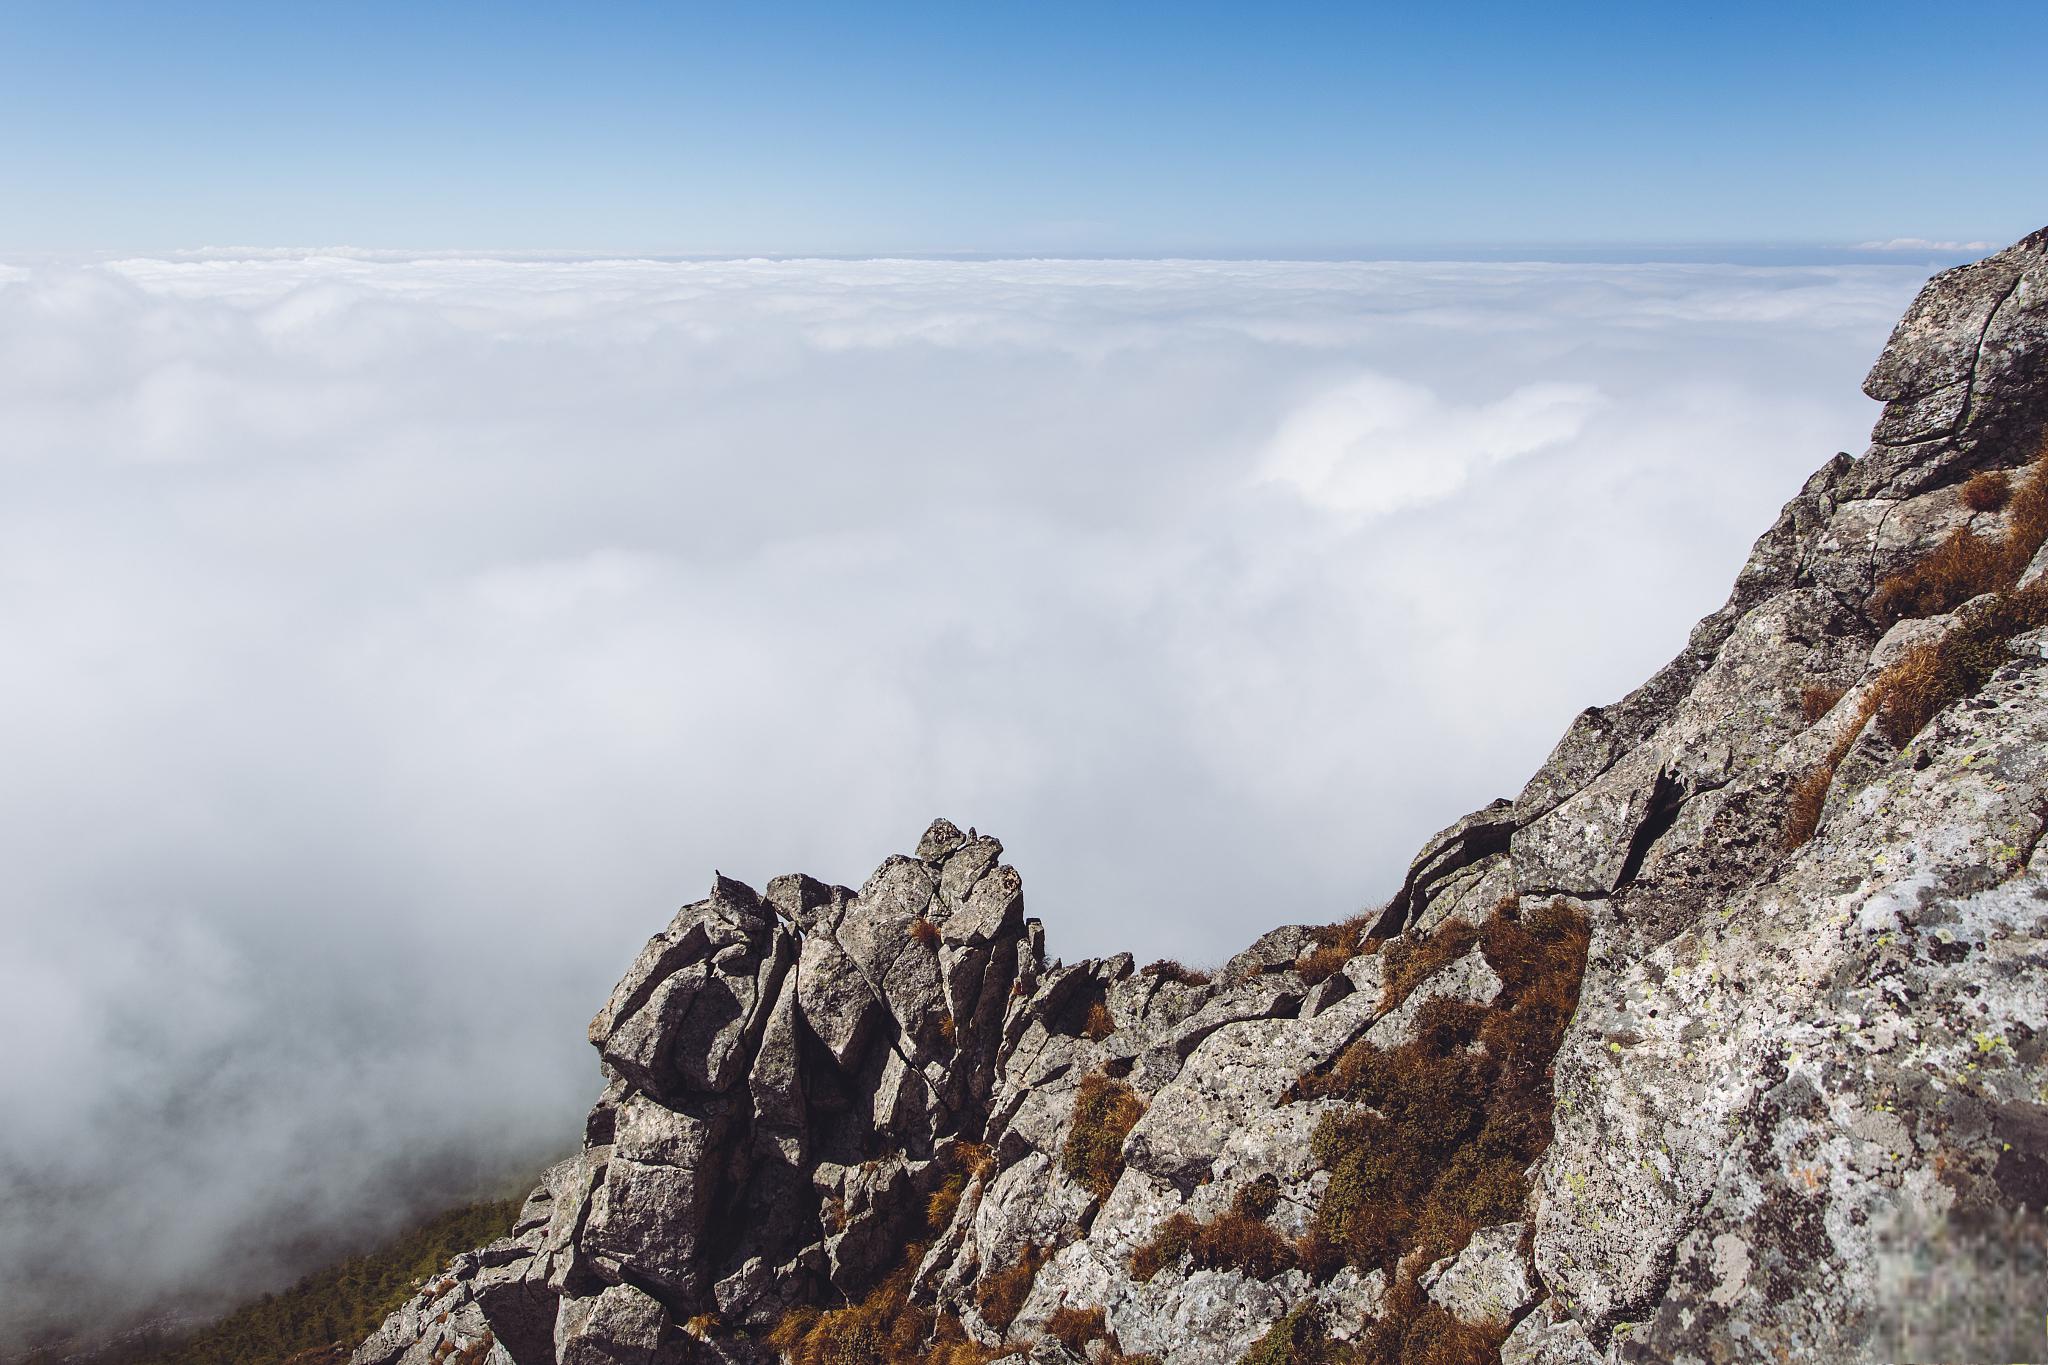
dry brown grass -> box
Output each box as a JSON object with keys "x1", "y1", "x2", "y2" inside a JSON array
[
  {"x1": 1081, "y1": 1000, "x2": 1117, "y2": 1040},
  {"x1": 2008, "y1": 439, "x2": 2048, "y2": 555},
  {"x1": 1295, "y1": 913, "x2": 1377, "y2": 986},
  {"x1": 1301, "y1": 899, "x2": 1590, "y2": 1277},
  {"x1": 1045, "y1": 1305, "x2": 1107, "y2": 1352},
  {"x1": 769, "y1": 1269, "x2": 1015, "y2": 1365},
  {"x1": 1038, "y1": 1305, "x2": 1158, "y2": 1364},
  {"x1": 1782, "y1": 766, "x2": 1834, "y2": 849},
  {"x1": 1377, "y1": 917, "x2": 1481, "y2": 1012},
  {"x1": 1128, "y1": 1181, "x2": 1299, "y2": 1283},
  {"x1": 972, "y1": 1245, "x2": 1047, "y2": 1334},
  {"x1": 1798, "y1": 682, "x2": 1848, "y2": 725},
  {"x1": 1794, "y1": 441, "x2": 2048, "y2": 826},
  {"x1": 1343, "y1": 1273, "x2": 1509, "y2": 1365},
  {"x1": 1961, "y1": 468, "x2": 2013, "y2": 512},
  {"x1": 1060, "y1": 1073, "x2": 1144, "y2": 1199},
  {"x1": 1867, "y1": 579, "x2": 2048, "y2": 743},
  {"x1": 1140, "y1": 958, "x2": 1213, "y2": 986},
  {"x1": 1869, "y1": 527, "x2": 2012, "y2": 625},
  {"x1": 770, "y1": 1143, "x2": 1018, "y2": 1365},
  {"x1": 908, "y1": 917, "x2": 941, "y2": 949},
  {"x1": 1781, "y1": 684, "x2": 1881, "y2": 848},
  {"x1": 1871, "y1": 443, "x2": 2048, "y2": 626}
]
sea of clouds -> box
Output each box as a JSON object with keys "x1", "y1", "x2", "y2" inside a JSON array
[{"x1": 0, "y1": 252, "x2": 1934, "y2": 1344}]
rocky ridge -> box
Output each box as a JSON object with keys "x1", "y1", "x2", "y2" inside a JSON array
[{"x1": 354, "y1": 229, "x2": 2048, "y2": 1365}]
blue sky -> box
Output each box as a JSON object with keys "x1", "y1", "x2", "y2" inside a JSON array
[{"x1": 3, "y1": 0, "x2": 2043, "y2": 255}]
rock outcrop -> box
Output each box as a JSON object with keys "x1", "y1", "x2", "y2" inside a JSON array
[{"x1": 355, "y1": 229, "x2": 2048, "y2": 1365}]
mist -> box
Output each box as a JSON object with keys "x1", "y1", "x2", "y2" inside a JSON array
[{"x1": 0, "y1": 253, "x2": 1930, "y2": 1346}]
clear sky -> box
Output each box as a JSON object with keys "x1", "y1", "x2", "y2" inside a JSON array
[{"x1": 3, "y1": 0, "x2": 2043, "y2": 256}]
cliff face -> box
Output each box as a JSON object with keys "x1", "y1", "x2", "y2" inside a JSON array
[{"x1": 354, "y1": 230, "x2": 2048, "y2": 1365}]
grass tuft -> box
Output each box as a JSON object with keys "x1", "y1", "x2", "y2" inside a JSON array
[
  {"x1": 1129, "y1": 1182, "x2": 1298, "y2": 1284},
  {"x1": 1961, "y1": 468, "x2": 2012, "y2": 512},
  {"x1": 972, "y1": 1245, "x2": 1046, "y2": 1334},
  {"x1": 1060, "y1": 1073, "x2": 1145, "y2": 1200},
  {"x1": 1798, "y1": 683, "x2": 1847, "y2": 725},
  {"x1": 1141, "y1": 959, "x2": 1213, "y2": 986},
  {"x1": 1299, "y1": 899, "x2": 1589, "y2": 1275}
]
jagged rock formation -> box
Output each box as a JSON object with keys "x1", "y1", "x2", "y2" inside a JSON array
[{"x1": 355, "y1": 229, "x2": 2048, "y2": 1365}]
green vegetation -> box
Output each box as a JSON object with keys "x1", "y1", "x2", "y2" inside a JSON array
[
  {"x1": 1271, "y1": 897, "x2": 1588, "y2": 1365},
  {"x1": 1239, "y1": 1305, "x2": 1327, "y2": 1365},
  {"x1": 1129, "y1": 1180, "x2": 1297, "y2": 1283},
  {"x1": 23, "y1": 1196, "x2": 525, "y2": 1365},
  {"x1": 1060, "y1": 1073, "x2": 1144, "y2": 1200}
]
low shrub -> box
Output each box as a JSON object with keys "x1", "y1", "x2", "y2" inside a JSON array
[
  {"x1": 1961, "y1": 468, "x2": 2012, "y2": 512},
  {"x1": 1082, "y1": 1000, "x2": 1117, "y2": 1040},
  {"x1": 770, "y1": 1269, "x2": 1011, "y2": 1365},
  {"x1": 1377, "y1": 917, "x2": 1481, "y2": 1012},
  {"x1": 908, "y1": 917, "x2": 942, "y2": 948},
  {"x1": 1870, "y1": 441, "x2": 2048, "y2": 627},
  {"x1": 1239, "y1": 1305, "x2": 1329, "y2": 1365},
  {"x1": 773, "y1": 1143, "x2": 1017, "y2": 1365},
  {"x1": 1869, "y1": 580, "x2": 2048, "y2": 742},
  {"x1": 1061, "y1": 1074, "x2": 1145, "y2": 1200},
  {"x1": 2008, "y1": 439, "x2": 2048, "y2": 553},
  {"x1": 1046, "y1": 1305, "x2": 1108, "y2": 1353},
  {"x1": 1129, "y1": 1182, "x2": 1298, "y2": 1283},
  {"x1": 1787, "y1": 441, "x2": 2048, "y2": 846},
  {"x1": 1296, "y1": 913, "x2": 1377, "y2": 985},
  {"x1": 973, "y1": 1245, "x2": 1047, "y2": 1334},
  {"x1": 1142, "y1": 958, "x2": 1213, "y2": 986},
  {"x1": 1342, "y1": 1273, "x2": 1508, "y2": 1365},
  {"x1": 1798, "y1": 682, "x2": 1847, "y2": 725},
  {"x1": 1301, "y1": 900, "x2": 1589, "y2": 1273},
  {"x1": 1869, "y1": 527, "x2": 2011, "y2": 625},
  {"x1": 1782, "y1": 766, "x2": 1833, "y2": 849}
]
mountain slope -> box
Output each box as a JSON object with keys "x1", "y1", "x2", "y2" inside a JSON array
[{"x1": 352, "y1": 228, "x2": 2048, "y2": 1365}]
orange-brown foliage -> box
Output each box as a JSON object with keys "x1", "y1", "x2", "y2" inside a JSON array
[
  {"x1": 1868, "y1": 527, "x2": 2011, "y2": 625},
  {"x1": 1296, "y1": 913, "x2": 1377, "y2": 985},
  {"x1": 1303, "y1": 899, "x2": 1589, "y2": 1275},
  {"x1": 1871, "y1": 443, "x2": 2048, "y2": 626},
  {"x1": 1060, "y1": 1073, "x2": 1144, "y2": 1199},
  {"x1": 908, "y1": 917, "x2": 941, "y2": 949},
  {"x1": 1045, "y1": 1305, "x2": 1108, "y2": 1353},
  {"x1": 1798, "y1": 682, "x2": 1847, "y2": 725},
  {"x1": 1961, "y1": 468, "x2": 2012, "y2": 512},
  {"x1": 1869, "y1": 579, "x2": 2048, "y2": 743},
  {"x1": 1129, "y1": 1182, "x2": 1299, "y2": 1283},
  {"x1": 1782, "y1": 766, "x2": 1833, "y2": 849},
  {"x1": 1141, "y1": 959, "x2": 1213, "y2": 986},
  {"x1": 972, "y1": 1245, "x2": 1047, "y2": 1333},
  {"x1": 1377, "y1": 917, "x2": 1481, "y2": 1012}
]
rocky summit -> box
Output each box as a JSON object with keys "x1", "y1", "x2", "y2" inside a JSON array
[{"x1": 352, "y1": 230, "x2": 2048, "y2": 1365}]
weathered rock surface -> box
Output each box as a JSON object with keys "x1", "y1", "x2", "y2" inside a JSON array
[{"x1": 357, "y1": 229, "x2": 2048, "y2": 1365}]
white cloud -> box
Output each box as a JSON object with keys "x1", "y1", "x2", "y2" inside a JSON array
[
  {"x1": 0, "y1": 251, "x2": 1932, "y2": 1345},
  {"x1": 1259, "y1": 374, "x2": 1605, "y2": 519},
  {"x1": 1853, "y1": 237, "x2": 1996, "y2": 252}
]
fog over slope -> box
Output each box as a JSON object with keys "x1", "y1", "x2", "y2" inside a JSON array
[{"x1": 0, "y1": 255, "x2": 1929, "y2": 1345}]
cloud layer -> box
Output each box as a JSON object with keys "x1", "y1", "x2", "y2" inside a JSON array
[{"x1": 0, "y1": 253, "x2": 1930, "y2": 1345}]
